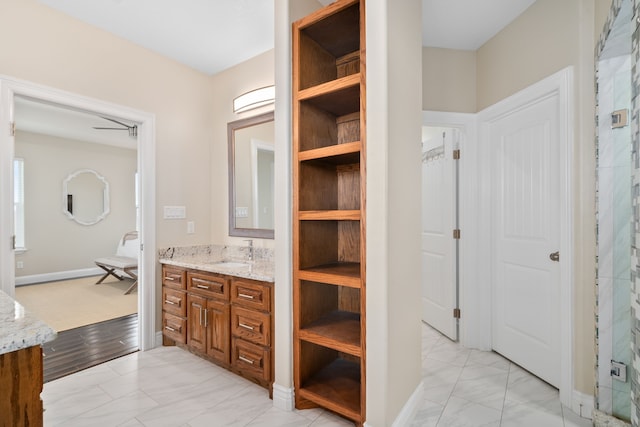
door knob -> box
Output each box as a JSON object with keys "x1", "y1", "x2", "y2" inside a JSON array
[{"x1": 549, "y1": 251, "x2": 559, "y2": 262}]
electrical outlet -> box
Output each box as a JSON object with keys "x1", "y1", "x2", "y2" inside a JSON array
[
  {"x1": 187, "y1": 221, "x2": 195, "y2": 234},
  {"x1": 611, "y1": 360, "x2": 627, "y2": 382},
  {"x1": 16, "y1": 261, "x2": 23, "y2": 269}
]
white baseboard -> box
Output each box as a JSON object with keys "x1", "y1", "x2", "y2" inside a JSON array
[
  {"x1": 272, "y1": 383, "x2": 294, "y2": 411},
  {"x1": 391, "y1": 381, "x2": 424, "y2": 427},
  {"x1": 15, "y1": 267, "x2": 103, "y2": 286},
  {"x1": 571, "y1": 389, "x2": 594, "y2": 420},
  {"x1": 363, "y1": 381, "x2": 424, "y2": 427}
]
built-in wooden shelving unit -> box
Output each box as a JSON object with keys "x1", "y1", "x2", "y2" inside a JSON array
[{"x1": 292, "y1": 0, "x2": 366, "y2": 425}]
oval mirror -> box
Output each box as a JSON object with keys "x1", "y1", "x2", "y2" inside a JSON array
[{"x1": 62, "y1": 169, "x2": 110, "y2": 225}]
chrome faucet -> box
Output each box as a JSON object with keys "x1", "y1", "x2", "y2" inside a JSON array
[{"x1": 244, "y1": 239, "x2": 254, "y2": 261}]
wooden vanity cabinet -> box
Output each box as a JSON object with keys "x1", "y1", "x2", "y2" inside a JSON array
[
  {"x1": 161, "y1": 264, "x2": 274, "y2": 392},
  {"x1": 186, "y1": 271, "x2": 231, "y2": 365},
  {"x1": 187, "y1": 292, "x2": 230, "y2": 364},
  {"x1": 161, "y1": 265, "x2": 187, "y2": 344},
  {"x1": 230, "y1": 278, "x2": 274, "y2": 390}
]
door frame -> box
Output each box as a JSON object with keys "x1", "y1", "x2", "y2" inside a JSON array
[
  {"x1": 0, "y1": 76, "x2": 157, "y2": 351},
  {"x1": 476, "y1": 67, "x2": 574, "y2": 407},
  {"x1": 422, "y1": 111, "x2": 476, "y2": 347}
]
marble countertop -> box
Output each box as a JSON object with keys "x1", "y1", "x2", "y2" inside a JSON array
[
  {"x1": 159, "y1": 257, "x2": 274, "y2": 282},
  {"x1": 0, "y1": 290, "x2": 56, "y2": 355}
]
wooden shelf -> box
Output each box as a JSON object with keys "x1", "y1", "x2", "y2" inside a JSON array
[
  {"x1": 297, "y1": 1, "x2": 360, "y2": 56},
  {"x1": 298, "y1": 74, "x2": 360, "y2": 117},
  {"x1": 299, "y1": 311, "x2": 361, "y2": 356},
  {"x1": 298, "y1": 141, "x2": 361, "y2": 164},
  {"x1": 298, "y1": 210, "x2": 360, "y2": 221},
  {"x1": 298, "y1": 358, "x2": 362, "y2": 422},
  {"x1": 298, "y1": 262, "x2": 361, "y2": 288}
]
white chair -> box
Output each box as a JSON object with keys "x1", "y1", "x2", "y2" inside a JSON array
[{"x1": 94, "y1": 231, "x2": 139, "y2": 294}]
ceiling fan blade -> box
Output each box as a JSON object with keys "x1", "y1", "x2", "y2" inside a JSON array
[{"x1": 99, "y1": 116, "x2": 133, "y2": 129}]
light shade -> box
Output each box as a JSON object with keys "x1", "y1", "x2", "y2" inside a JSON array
[{"x1": 233, "y1": 85, "x2": 275, "y2": 113}]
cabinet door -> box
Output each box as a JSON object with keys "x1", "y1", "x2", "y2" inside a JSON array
[
  {"x1": 206, "y1": 299, "x2": 230, "y2": 364},
  {"x1": 187, "y1": 294, "x2": 207, "y2": 353}
]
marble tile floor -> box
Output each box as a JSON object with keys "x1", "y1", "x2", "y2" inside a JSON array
[{"x1": 42, "y1": 322, "x2": 593, "y2": 426}]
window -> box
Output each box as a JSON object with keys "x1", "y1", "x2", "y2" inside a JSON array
[{"x1": 14, "y1": 158, "x2": 25, "y2": 249}]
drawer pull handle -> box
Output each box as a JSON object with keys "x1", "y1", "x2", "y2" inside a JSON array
[
  {"x1": 164, "y1": 326, "x2": 177, "y2": 332},
  {"x1": 238, "y1": 293, "x2": 254, "y2": 299},
  {"x1": 164, "y1": 300, "x2": 177, "y2": 305},
  {"x1": 239, "y1": 323, "x2": 254, "y2": 331},
  {"x1": 196, "y1": 284, "x2": 210, "y2": 290},
  {"x1": 164, "y1": 277, "x2": 175, "y2": 281},
  {"x1": 238, "y1": 355, "x2": 254, "y2": 365}
]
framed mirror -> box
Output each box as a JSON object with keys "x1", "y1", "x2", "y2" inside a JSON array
[
  {"x1": 63, "y1": 169, "x2": 110, "y2": 226},
  {"x1": 228, "y1": 112, "x2": 274, "y2": 239}
]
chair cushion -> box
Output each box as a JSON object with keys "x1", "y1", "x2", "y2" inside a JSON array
[{"x1": 95, "y1": 256, "x2": 137, "y2": 270}]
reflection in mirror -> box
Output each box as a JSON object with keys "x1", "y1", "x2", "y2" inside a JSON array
[
  {"x1": 228, "y1": 112, "x2": 274, "y2": 239},
  {"x1": 63, "y1": 169, "x2": 110, "y2": 225}
]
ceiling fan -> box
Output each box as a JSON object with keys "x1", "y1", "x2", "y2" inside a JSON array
[{"x1": 93, "y1": 117, "x2": 138, "y2": 138}]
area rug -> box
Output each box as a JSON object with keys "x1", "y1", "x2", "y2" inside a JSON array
[{"x1": 14, "y1": 275, "x2": 137, "y2": 332}]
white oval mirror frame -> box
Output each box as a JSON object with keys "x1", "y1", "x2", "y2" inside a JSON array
[{"x1": 62, "y1": 169, "x2": 110, "y2": 226}]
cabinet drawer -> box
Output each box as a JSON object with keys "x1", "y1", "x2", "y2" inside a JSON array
[
  {"x1": 231, "y1": 279, "x2": 271, "y2": 311},
  {"x1": 163, "y1": 312, "x2": 186, "y2": 344},
  {"x1": 187, "y1": 272, "x2": 229, "y2": 300},
  {"x1": 232, "y1": 338, "x2": 270, "y2": 383},
  {"x1": 162, "y1": 287, "x2": 187, "y2": 317},
  {"x1": 162, "y1": 266, "x2": 186, "y2": 290},
  {"x1": 231, "y1": 306, "x2": 270, "y2": 346}
]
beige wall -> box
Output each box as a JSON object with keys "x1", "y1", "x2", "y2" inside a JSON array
[
  {"x1": 0, "y1": 0, "x2": 215, "y2": 251},
  {"x1": 422, "y1": 47, "x2": 476, "y2": 113},
  {"x1": 367, "y1": 0, "x2": 423, "y2": 424},
  {"x1": 476, "y1": 0, "x2": 581, "y2": 110},
  {"x1": 209, "y1": 50, "x2": 275, "y2": 248},
  {"x1": 15, "y1": 131, "x2": 136, "y2": 277}
]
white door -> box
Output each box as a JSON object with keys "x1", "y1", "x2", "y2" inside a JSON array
[
  {"x1": 489, "y1": 94, "x2": 561, "y2": 387},
  {"x1": 421, "y1": 128, "x2": 457, "y2": 340}
]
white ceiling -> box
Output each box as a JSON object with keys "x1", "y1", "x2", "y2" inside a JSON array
[
  {"x1": 20, "y1": 0, "x2": 536, "y2": 144},
  {"x1": 37, "y1": 0, "x2": 537, "y2": 75}
]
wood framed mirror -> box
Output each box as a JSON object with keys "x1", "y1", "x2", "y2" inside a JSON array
[{"x1": 228, "y1": 112, "x2": 274, "y2": 239}]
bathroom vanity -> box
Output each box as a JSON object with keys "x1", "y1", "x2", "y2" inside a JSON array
[
  {"x1": 159, "y1": 245, "x2": 274, "y2": 394},
  {"x1": 0, "y1": 290, "x2": 56, "y2": 426}
]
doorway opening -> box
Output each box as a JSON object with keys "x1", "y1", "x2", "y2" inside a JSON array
[{"x1": 0, "y1": 77, "x2": 157, "y2": 361}]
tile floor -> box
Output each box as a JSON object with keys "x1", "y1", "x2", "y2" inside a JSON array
[{"x1": 42, "y1": 322, "x2": 594, "y2": 426}]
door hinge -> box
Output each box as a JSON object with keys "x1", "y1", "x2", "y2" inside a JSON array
[
  {"x1": 453, "y1": 308, "x2": 461, "y2": 319},
  {"x1": 9, "y1": 121, "x2": 15, "y2": 137},
  {"x1": 140, "y1": 243, "x2": 144, "y2": 251},
  {"x1": 11, "y1": 235, "x2": 16, "y2": 250},
  {"x1": 453, "y1": 229, "x2": 461, "y2": 239},
  {"x1": 453, "y1": 149, "x2": 460, "y2": 160}
]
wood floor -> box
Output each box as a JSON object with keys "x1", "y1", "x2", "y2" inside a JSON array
[{"x1": 42, "y1": 314, "x2": 139, "y2": 383}]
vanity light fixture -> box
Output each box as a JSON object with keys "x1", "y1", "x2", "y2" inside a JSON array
[{"x1": 233, "y1": 85, "x2": 275, "y2": 113}]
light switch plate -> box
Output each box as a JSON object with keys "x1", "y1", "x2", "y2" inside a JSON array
[
  {"x1": 235, "y1": 207, "x2": 249, "y2": 218},
  {"x1": 164, "y1": 206, "x2": 186, "y2": 219}
]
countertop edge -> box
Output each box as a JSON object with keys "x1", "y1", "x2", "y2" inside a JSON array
[
  {"x1": 0, "y1": 291, "x2": 57, "y2": 355},
  {"x1": 159, "y1": 258, "x2": 275, "y2": 283}
]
